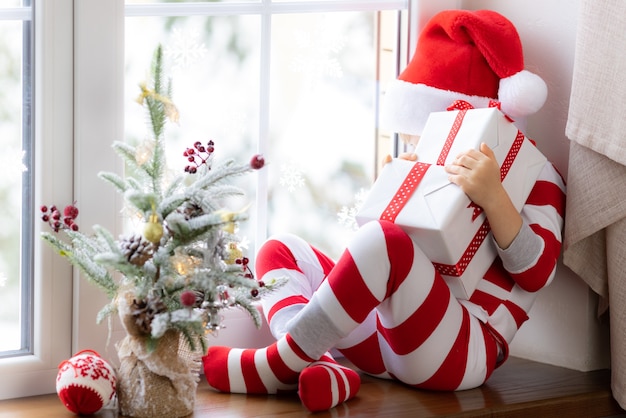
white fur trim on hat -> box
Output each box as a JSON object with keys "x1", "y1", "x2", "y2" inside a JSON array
[
  {"x1": 380, "y1": 79, "x2": 491, "y2": 136},
  {"x1": 498, "y1": 70, "x2": 548, "y2": 118}
]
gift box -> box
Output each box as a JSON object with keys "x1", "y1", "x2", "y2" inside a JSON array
[{"x1": 356, "y1": 104, "x2": 546, "y2": 299}]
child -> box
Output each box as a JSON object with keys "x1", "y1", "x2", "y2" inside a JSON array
[{"x1": 202, "y1": 9, "x2": 565, "y2": 412}]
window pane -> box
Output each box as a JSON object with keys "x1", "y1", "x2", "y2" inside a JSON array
[
  {"x1": 125, "y1": 4, "x2": 398, "y2": 261},
  {"x1": 268, "y1": 12, "x2": 375, "y2": 258},
  {"x1": 0, "y1": 1, "x2": 22, "y2": 7},
  {"x1": 0, "y1": 19, "x2": 29, "y2": 353},
  {"x1": 125, "y1": 13, "x2": 261, "y2": 243}
]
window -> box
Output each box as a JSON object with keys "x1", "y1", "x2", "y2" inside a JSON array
[
  {"x1": 1, "y1": 0, "x2": 423, "y2": 399},
  {"x1": 0, "y1": 0, "x2": 74, "y2": 400},
  {"x1": 0, "y1": 0, "x2": 32, "y2": 357},
  {"x1": 124, "y1": 0, "x2": 409, "y2": 260}
]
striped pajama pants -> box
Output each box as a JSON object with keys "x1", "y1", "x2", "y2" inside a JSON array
[{"x1": 256, "y1": 220, "x2": 500, "y2": 391}]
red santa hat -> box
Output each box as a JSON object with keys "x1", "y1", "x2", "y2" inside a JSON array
[{"x1": 380, "y1": 9, "x2": 547, "y2": 136}]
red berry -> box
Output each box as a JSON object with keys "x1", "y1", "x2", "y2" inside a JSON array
[
  {"x1": 258, "y1": 281, "x2": 265, "y2": 287},
  {"x1": 250, "y1": 289, "x2": 259, "y2": 297},
  {"x1": 40, "y1": 205, "x2": 48, "y2": 213},
  {"x1": 250, "y1": 154, "x2": 265, "y2": 170},
  {"x1": 180, "y1": 290, "x2": 197, "y2": 308},
  {"x1": 42, "y1": 214, "x2": 49, "y2": 222},
  {"x1": 71, "y1": 223, "x2": 79, "y2": 231}
]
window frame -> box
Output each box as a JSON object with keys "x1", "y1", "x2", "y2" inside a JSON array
[{"x1": 0, "y1": 0, "x2": 74, "y2": 400}]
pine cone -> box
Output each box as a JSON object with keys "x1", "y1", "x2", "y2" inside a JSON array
[
  {"x1": 120, "y1": 234, "x2": 154, "y2": 266},
  {"x1": 130, "y1": 296, "x2": 167, "y2": 335},
  {"x1": 191, "y1": 289, "x2": 205, "y2": 308},
  {"x1": 181, "y1": 203, "x2": 203, "y2": 220}
]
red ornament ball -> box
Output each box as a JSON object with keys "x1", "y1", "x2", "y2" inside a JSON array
[
  {"x1": 250, "y1": 154, "x2": 265, "y2": 170},
  {"x1": 56, "y1": 350, "x2": 116, "y2": 415}
]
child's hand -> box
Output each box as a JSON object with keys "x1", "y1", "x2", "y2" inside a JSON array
[
  {"x1": 382, "y1": 152, "x2": 417, "y2": 167},
  {"x1": 444, "y1": 143, "x2": 501, "y2": 210},
  {"x1": 445, "y1": 142, "x2": 522, "y2": 249}
]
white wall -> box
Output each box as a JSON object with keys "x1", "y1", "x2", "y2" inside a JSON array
[{"x1": 461, "y1": 0, "x2": 610, "y2": 371}]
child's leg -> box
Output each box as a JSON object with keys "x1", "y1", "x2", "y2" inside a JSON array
[
  {"x1": 253, "y1": 233, "x2": 361, "y2": 411},
  {"x1": 203, "y1": 220, "x2": 496, "y2": 403},
  {"x1": 254, "y1": 233, "x2": 334, "y2": 341},
  {"x1": 328, "y1": 226, "x2": 498, "y2": 391},
  {"x1": 203, "y1": 221, "x2": 408, "y2": 395},
  {"x1": 257, "y1": 223, "x2": 497, "y2": 390}
]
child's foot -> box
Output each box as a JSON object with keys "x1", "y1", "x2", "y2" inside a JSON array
[
  {"x1": 202, "y1": 334, "x2": 315, "y2": 394},
  {"x1": 299, "y1": 355, "x2": 361, "y2": 412}
]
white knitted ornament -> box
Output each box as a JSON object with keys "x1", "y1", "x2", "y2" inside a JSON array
[{"x1": 56, "y1": 350, "x2": 117, "y2": 415}]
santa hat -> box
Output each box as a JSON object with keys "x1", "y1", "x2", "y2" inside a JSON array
[{"x1": 380, "y1": 9, "x2": 547, "y2": 136}]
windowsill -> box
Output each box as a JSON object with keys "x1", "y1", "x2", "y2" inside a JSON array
[{"x1": 0, "y1": 357, "x2": 622, "y2": 417}]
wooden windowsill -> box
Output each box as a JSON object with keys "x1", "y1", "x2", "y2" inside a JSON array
[{"x1": 0, "y1": 357, "x2": 623, "y2": 417}]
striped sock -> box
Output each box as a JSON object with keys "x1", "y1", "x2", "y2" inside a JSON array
[
  {"x1": 298, "y1": 355, "x2": 361, "y2": 412},
  {"x1": 202, "y1": 333, "x2": 314, "y2": 394}
]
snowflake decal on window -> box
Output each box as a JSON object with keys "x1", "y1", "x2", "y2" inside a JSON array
[
  {"x1": 289, "y1": 17, "x2": 345, "y2": 82},
  {"x1": 279, "y1": 162, "x2": 306, "y2": 192},
  {"x1": 338, "y1": 188, "x2": 368, "y2": 231},
  {"x1": 164, "y1": 28, "x2": 207, "y2": 71}
]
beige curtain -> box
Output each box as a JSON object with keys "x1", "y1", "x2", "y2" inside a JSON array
[{"x1": 563, "y1": 0, "x2": 626, "y2": 409}]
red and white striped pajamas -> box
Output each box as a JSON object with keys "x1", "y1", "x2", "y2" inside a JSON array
[{"x1": 255, "y1": 162, "x2": 565, "y2": 391}]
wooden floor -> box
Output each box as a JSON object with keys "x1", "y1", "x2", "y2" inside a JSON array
[{"x1": 1, "y1": 357, "x2": 624, "y2": 418}]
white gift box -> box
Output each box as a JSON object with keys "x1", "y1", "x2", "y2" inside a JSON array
[{"x1": 355, "y1": 106, "x2": 547, "y2": 299}]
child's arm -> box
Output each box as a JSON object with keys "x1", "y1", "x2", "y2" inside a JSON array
[{"x1": 444, "y1": 142, "x2": 522, "y2": 249}]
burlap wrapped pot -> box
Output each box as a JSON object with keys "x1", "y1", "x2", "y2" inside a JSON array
[{"x1": 116, "y1": 293, "x2": 202, "y2": 418}]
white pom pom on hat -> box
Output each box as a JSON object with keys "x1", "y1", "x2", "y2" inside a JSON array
[{"x1": 380, "y1": 9, "x2": 547, "y2": 136}]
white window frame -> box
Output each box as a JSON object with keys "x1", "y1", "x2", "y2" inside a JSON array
[{"x1": 0, "y1": 0, "x2": 74, "y2": 400}]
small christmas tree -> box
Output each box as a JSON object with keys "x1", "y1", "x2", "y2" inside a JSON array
[{"x1": 41, "y1": 45, "x2": 283, "y2": 353}]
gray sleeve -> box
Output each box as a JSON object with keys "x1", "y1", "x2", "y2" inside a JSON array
[{"x1": 494, "y1": 220, "x2": 542, "y2": 274}]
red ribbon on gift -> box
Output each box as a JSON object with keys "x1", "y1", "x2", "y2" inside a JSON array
[
  {"x1": 380, "y1": 162, "x2": 430, "y2": 223},
  {"x1": 437, "y1": 103, "x2": 469, "y2": 165},
  {"x1": 432, "y1": 219, "x2": 491, "y2": 277}
]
